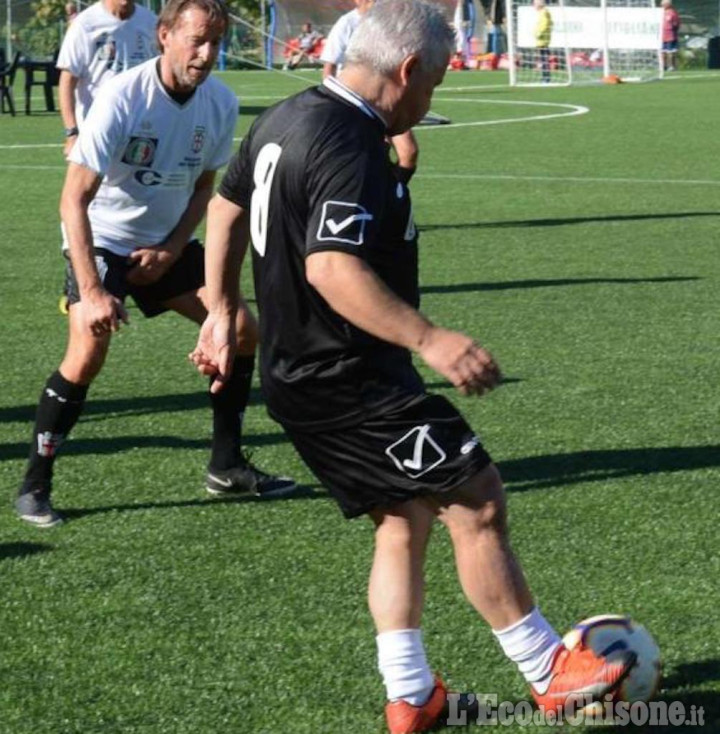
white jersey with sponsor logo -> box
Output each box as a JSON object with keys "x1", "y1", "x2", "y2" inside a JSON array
[
  {"x1": 56, "y1": 1, "x2": 158, "y2": 124},
  {"x1": 319, "y1": 9, "x2": 362, "y2": 67},
  {"x1": 67, "y1": 58, "x2": 238, "y2": 256}
]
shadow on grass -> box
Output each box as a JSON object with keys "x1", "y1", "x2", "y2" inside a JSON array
[
  {"x1": 419, "y1": 212, "x2": 720, "y2": 232},
  {"x1": 0, "y1": 389, "x2": 262, "y2": 425},
  {"x1": 1, "y1": 430, "x2": 289, "y2": 462},
  {"x1": 424, "y1": 376, "x2": 523, "y2": 390},
  {"x1": 458, "y1": 661, "x2": 720, "y2": 733},
  {"x1": 0, "y1": 542, "x2": 53, "y2": 561},
  {"x1": 499, "y1": 445, "x2": 720, "y2": 492},
  {"x1": 421, "y1": 275, "x2": 699, "y2": 296},
  {"x1": 238, "y1": 105, "x2": 269, "y2": 116},
  {"x1": 1, "y1": 379, "x2": 526, "y2": 426},
  {"x1": 664, "y1": 659, "x2": 720, "y2": 691},
  {"x1": 60, "y1": 485, "x2": 326, "y2": 521}
]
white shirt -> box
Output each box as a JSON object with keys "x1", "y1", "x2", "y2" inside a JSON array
[
  {"x1": 67, "y1": 58, "x2": 238, "y2": 256},
  {"x1": 319, "y1": 9, "x2": 362, "y2": 67},
  {"x1": 56, "y1": 1, "x2": 158, "y2": 124}
]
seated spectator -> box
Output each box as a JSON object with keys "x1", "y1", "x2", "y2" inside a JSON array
[{"x1": 284, "y1": 22, "x2": 323, "y2": 70}]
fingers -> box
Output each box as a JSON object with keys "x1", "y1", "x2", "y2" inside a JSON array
[
  {"x1": 215, "y1": 343, "x2": 232, "y2": 381},
  {"x1": 117, "y1": 301, "x2": 130, "y2": 325},
  {"x1": 454, "y1": 343, "x2": 502, "y2": 396},
  {"x1": 209, "y1": 373, "x2": 228, "y2": 394}
]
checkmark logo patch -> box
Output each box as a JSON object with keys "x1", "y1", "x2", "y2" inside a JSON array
[
  {"x1": 385, "y1": 424, "x2": 447, "y2": 479},
  {"x1": 318, "y1": 201, "x2": 373, "y2": 245}
]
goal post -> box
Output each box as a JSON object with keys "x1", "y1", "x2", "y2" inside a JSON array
[{"x1": 506, "y1": 0, "x2": 664, "y2": 86}]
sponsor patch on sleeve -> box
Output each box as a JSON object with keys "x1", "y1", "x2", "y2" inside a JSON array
[{"x1": 317, "y1": 200, "x2": 373, "y2": 246}]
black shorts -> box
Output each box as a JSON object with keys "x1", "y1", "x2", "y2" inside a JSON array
[
  {"x1": 63, "y1": 241, "x2": 205, "y2": 317},
  {"x1": 282, "y1": 393, "x2": 492, "y2": 519}
]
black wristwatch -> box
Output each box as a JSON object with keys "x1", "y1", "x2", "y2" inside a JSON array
[{"x1": 64, "y1": 126, "x2": 79, "y2": 138}]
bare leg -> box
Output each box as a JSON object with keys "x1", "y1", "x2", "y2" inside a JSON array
[
  {"x1": 59, "y1": 302, "x2": 112, "y2": 384},
  {"x1": 427, "y1": 463, "x2": 533, "y2": 630},
  {"x1": 368, "y1": 499, "x2": 435, "y2": 632}
]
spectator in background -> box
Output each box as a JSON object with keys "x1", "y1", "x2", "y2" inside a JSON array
[
  {"x1": 65, "y1": 2, "x2": 79, "y2": 24},
  {"x1": 452, "y1": 0, "x2": 471, "y2": 66},
  {"x1": 283, "y1": 21, "x2": 323, "y2": 70},
  {"x1": 661, "y1": 0, "x2": 680, "y2": 71},
  {"x1": 534, "y1": 0, "x2": 552, "y2": 83},
  {"x1": 56, "y1": 0, "x2": 158, "y2": 159},
  {"x1": 321, "y1": 0, "x2": 419, "y2": 185}
]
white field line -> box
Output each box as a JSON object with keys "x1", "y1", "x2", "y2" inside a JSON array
[
  {"x1": 0, "y1": 137, "x2": 244, "y2": 151},
  {"x1": 419, "y1": 172, "x2": 720, "y2": 186},
  {"x1": 415, "y1": 99, "x2": 588, "y2": 130},
  {"x1": 0, "y1": 99, "x2": 582, "y2": 150},
  {"x1": 1, "y1": 163, "x2": 718, "y2": 187}
]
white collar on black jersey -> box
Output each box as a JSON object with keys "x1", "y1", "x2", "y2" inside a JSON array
[{"x1": 322, "y1": 76, "x2": 387, "y2": 129}]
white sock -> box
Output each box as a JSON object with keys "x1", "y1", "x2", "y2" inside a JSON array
[
  {"x1": 493, "y1": 608, "x2": 562, "y2": 694},
  {"x1": 377, "y1": 628, "x2": 435, "y2": 706}
]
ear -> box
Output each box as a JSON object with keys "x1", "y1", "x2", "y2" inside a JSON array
[
  {"x1": 399, "y1": 54, "x2": 420, "y2": 88},
  {"x1": 157, "y1": 23, "x2": 170, "y2": 51}
]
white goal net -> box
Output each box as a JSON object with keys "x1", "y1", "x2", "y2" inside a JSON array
[{"x1": 506, "y1": 0, "x2": 664, "y2": 86}]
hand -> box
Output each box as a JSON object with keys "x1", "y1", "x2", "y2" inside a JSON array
[
  {"x1": 418, "y1": 326, "x2": 501, "y2": 396},
  {"x1": 63, "y1": 135, "x2": 77, "y2": 160},
  {"x1": 190, "y1": 311, "x2": 237, "y2": 393},
  {"x1": 80, "y1": 287, "x2": 129, "y2": 337},
  {"x1": 126, "y1": 247, "x2": 178, "y2": 286}
]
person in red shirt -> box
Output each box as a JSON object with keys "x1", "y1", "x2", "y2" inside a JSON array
[{"x1": 661, "y1": 0, "x2": 681, "y2": 71}]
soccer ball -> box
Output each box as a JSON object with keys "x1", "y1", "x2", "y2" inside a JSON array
[{"x1": 562, "y1": 614, "x2": 662, "y2": 710}]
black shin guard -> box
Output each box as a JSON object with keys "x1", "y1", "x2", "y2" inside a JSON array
[
  {"x1": 209, "y1": 355, "x2": 255, "y2": 470},
  {"x1": 21, "y1": 371, "x2": 88, "y2": 495}
]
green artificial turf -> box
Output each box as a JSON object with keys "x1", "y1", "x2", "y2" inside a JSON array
[{"x1": 1, "y1": 69, "x2": 718, "y2": 733}]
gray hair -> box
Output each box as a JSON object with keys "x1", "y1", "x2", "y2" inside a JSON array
[{"x1": 344, "y1": 0, "x2": 454, "y2": 76}]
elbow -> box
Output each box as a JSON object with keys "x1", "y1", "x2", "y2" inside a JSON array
[
  {"x1": 305, "y1": 251, "x2": 362, "y2": 294},
  {"x1": 305, "y1": 253, "x2": 333, "y2": 290},
  {"x1": 59, "y1": 188, "x2": 91, "y2": 224}
]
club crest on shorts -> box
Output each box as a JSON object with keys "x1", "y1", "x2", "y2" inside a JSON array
[
  {"x1": 385, "y1": 424, "x2": 447, "y2": 479},
  {"x1": 317, "y1": 201, "x2": 373, "y2": 245}
]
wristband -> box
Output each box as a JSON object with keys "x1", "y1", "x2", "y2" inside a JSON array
[{"x1": 64, "y1": 126, "x2": 79, "y2": 138}]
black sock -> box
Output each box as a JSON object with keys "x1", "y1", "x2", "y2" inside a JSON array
[
  {"x1": 21, "y1": 371, "x2": 88, "y2": 496},
  {"x1": 209, "y1": 355, "x2": 254, "y2": 471},
  {"x1": 394, "y1": 164, "x2": 417, "y2": 185}
]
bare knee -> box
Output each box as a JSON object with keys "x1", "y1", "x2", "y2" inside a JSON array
[
  {"x1": 372, "y1": 510, "x2": 416, "y2": 549},
  {"x1": 60, "y1": 337, "x2": 109, "y2": 385},
  {"x1": 436, "y1": 464, "x2": 509, "y2": 539},
  {"x1": 371, "y1": 502, "x2": 433, "y2": 554},
  {"x1": 59, "y1": 350, "x2": 106, "y2": 384}
]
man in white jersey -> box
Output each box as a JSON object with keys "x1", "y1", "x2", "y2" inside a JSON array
[
  {"x1": 321, "y1": 0, "x2": 419, "y2": 185},
  {"x1": 16, "y1": 0, "x2": 297, "y2": 528},
  {"x1": 57, "y1": 0, "x2": 158, "y2": 158}
]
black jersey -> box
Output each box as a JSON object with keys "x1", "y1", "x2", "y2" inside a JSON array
[{"x1": 219, "y1": 77, "x2": 423, "y2": 429}]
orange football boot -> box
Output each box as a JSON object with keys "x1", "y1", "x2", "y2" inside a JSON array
[
  {"x1": 531, "y1": 644, "x2": 636, "y2": 711},
  {"x1": 385, "y1": 677, "x2": 448, "y2": 734}
]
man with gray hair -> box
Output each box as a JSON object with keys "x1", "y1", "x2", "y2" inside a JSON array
[{"x1": 194, "y1": 1, "x2": 635, "y2": 730}]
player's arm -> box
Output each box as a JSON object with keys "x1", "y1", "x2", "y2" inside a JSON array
[
  {"x1": 58, "y1": 70, "x2": 80, "y2": 158},
  {"x1": 190, "y1": 193, "x2": 250, "y2": 391},
  {"x1": 126, "y1": 170, "x2": 217, "y2": 286},
  {"x1": 305, "y1": 251, "x2": 501, "y2": 396},
  {"x1": 60, "y1": 162, "x2": 129, "y2": 334},
  {"x1": 322, "y1": 62, "x2": 337, "y2": 79}
]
